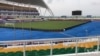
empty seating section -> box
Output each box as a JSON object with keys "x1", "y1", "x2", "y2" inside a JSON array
[
  {"x1": 76, "y1": 41, "x2": 97, "y2": 48},
  {"x1": 0, "y1": 41, "x2": 98, "y2": 53},
  {"x1": 0, "y1": 47, "x2": 3, "y2": 50},
  {"x1": 0, "y1": 3, "x2": 39, "y2": 20}
]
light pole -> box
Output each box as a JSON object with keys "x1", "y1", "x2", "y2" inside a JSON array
[
  {"x1": 50, "y1": 40, "x2": 53, "y2": 56},
  {"x1": 12, "y1": 1, "x2": 16, "y2": 40}
]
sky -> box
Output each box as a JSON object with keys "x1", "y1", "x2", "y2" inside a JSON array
[{"x1": 42, "y1": 0, "x2": 100, "y2": 16}]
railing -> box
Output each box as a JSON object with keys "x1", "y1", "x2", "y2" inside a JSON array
[{"x1": 0, "y1": 36, "x2": 100, "y2": 56}]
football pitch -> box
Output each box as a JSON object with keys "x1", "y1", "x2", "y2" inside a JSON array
[{"x1": 0, "y1": 20, "x2": 88, "y2": 30}]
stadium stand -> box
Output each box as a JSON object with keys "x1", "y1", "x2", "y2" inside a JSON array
[{"x1": 0, "y1": 41, "x2": 98, "y2": 53}]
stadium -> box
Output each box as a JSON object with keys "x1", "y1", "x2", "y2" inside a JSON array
[{"x1": 0, "y1": 0, "x2": 100, "y2": 56}]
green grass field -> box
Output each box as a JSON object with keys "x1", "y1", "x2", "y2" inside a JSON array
[{"x1": 0, "y1": 21, "x2": 88, "y2": 30}]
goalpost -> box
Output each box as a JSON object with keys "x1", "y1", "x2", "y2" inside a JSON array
[{"x1": 4, "y1": 22, "x2": 15, "y2": 26}]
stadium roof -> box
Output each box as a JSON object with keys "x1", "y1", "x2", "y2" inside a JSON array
[
  {"x1": 6, "y1": 0, "x2": 49, "y2": 9},
  {"x1": 0, "y1": 3, "x2": 38, "y2": 11},
  {"x1": 5, "y1": 0, "x2": 54, "y2": 16}
]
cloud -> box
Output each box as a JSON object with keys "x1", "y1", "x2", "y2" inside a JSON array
[
  {"x1": 47, "y1": 0, "x2": 53, "y2": 4},
  {"x1": 44, "y1": 0, "x2": 53, "y2": 4},
  {"x1": 92, "y1": 2, "x2": 100, "y2": 5},
  {"x1": 44, "y1": 0, "x2": 64, "y2": 4},
  {"x1": 44, "y1": 0, "x2": 100, "y2": 16}
]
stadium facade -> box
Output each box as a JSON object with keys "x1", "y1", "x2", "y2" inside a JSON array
[
  {"x1": 0, "y1": 3, "x2": 39, "y2": 19},
  {"x1": 0, "y1": 0, "x2": 51, "y2": 19}
]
